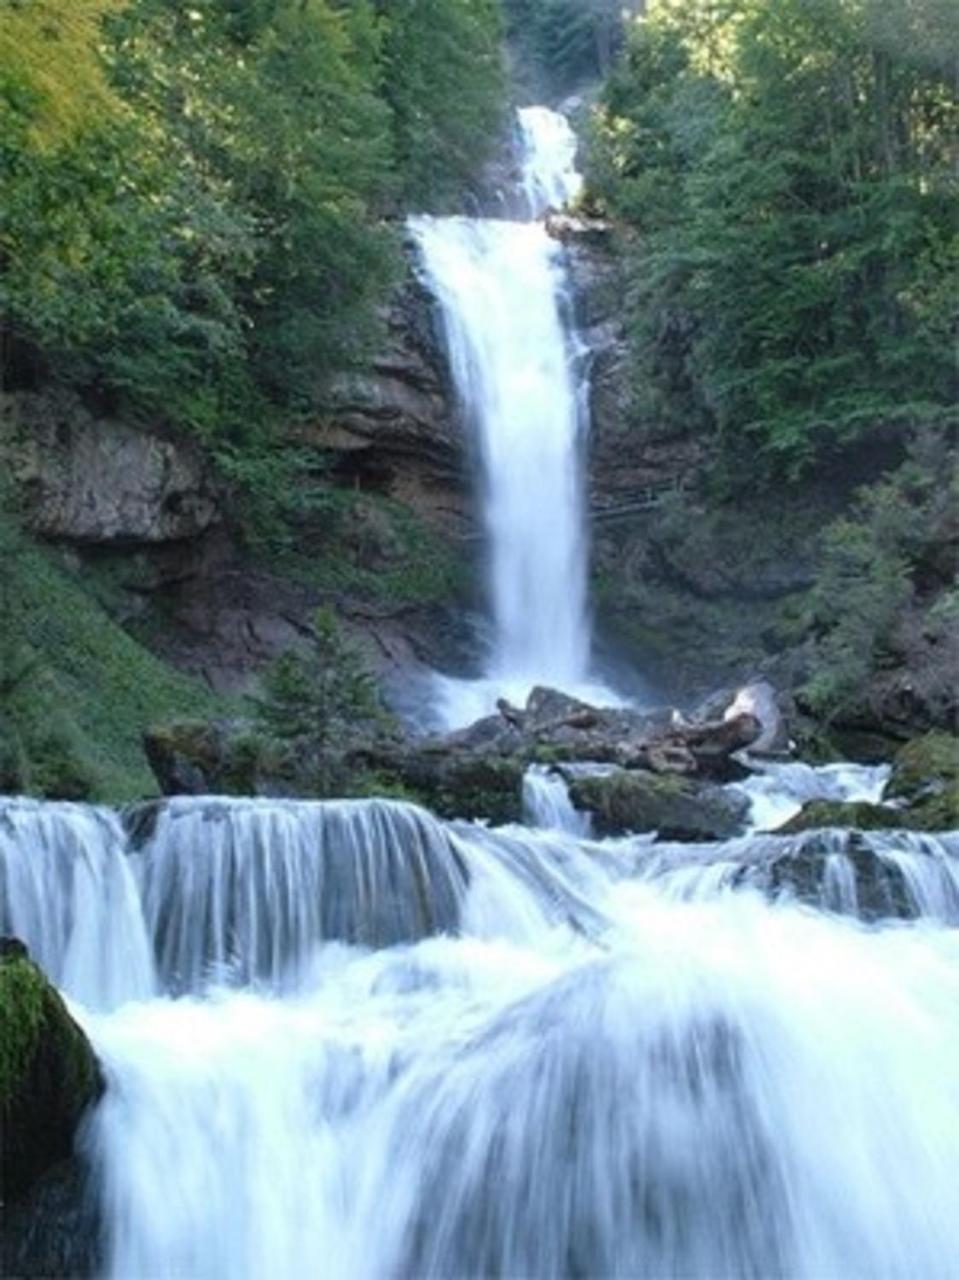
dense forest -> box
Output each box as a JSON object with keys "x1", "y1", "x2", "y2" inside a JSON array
[
  {"x1": 2, "y1": 0, "x2": 504, "y2": 462},
  {"x1": 0, "y1": 0, "x2": 956, "y2": 801}
]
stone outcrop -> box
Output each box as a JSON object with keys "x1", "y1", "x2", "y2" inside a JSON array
[
  {"x1": 313, "y1": 261, "x2": 468, "y2": 532},
  {"x1": 144, "y1": 684, "x2": 766, "y2": 833},
  {"x1": 1, "y1": 389, "x2": 219, "y2": 544}
]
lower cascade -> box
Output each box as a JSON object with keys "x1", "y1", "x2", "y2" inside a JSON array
[{"x1": 2, "y1": 785, "x2": 958, "y2": 1279}]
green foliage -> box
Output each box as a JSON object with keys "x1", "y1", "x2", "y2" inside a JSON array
[
  {"x1": 802, "y1": 431, "x2": 958, "y2": 718},
  {"x1": 252, "y1": 606, "x2": 383, "y2": 754},
  {"x1": 2, "y1": 0, "x2": 505, "y2": 509},
  {"x1": 505, "y1": 0, "x2": 630, "y2": 97},
  {"x1": 378, "y1": 0, "x2": 506, "y2": 205},
  {"x1": 587, "y1": 0, "x2": 958, "y2": 478}
]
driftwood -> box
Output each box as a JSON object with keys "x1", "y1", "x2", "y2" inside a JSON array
[{"x1": 624, "y1": 713, "x2": 762, "y2": 778}]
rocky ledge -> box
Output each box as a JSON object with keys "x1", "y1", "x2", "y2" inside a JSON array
[{"x1": 145, "y1": 682, "x2": 780, "y2": 837}]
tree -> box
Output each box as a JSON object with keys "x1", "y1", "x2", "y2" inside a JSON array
[{"x1": 251, "y1": 606, "x2": 383, "y2": 777}]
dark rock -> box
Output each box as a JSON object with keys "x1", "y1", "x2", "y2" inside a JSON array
[
  {"x1": 143, "y1": 718, "x2": 264, "y2": 796},
  {"x1": 750, "y1": 832, "x2": 919, "y2": 921},
  {"x1": 369, "y1": 747, "x2": 526, "y2": 825},
  {"x1": 0, "y1": 946, "x2": 103, "y2": 1203},
  {"x1": 566, "y1": 768, "x2": 750, "y2": 841},
  {"x1": 0, "y1": 1156, "x2": 103, "y2": 1279}
]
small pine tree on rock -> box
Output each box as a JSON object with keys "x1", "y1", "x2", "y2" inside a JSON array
[{"x1": 251, "y1": 607, "x2": 384, "y2": 790}]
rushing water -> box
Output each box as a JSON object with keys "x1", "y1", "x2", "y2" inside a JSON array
[
  {"x1": 411, "y1": 107, "x2": 614, "y2": 728},
  {"x1": 2, "y1": 783, "x2": 958, "y2": 1279}
]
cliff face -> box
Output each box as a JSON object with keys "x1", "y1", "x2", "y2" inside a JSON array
[{"x1": 0, "y1": 257, "x2": 477, "y2": 706}]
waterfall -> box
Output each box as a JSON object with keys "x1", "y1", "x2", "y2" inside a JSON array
[
  {"x1": 5, "y1": 788, "x2": 958, "y2": 1279},
  {"x1": 523, "y1": 764, "x2": 592, "y2": 836},
  {"x1": 0, "y1": 798, "x2": 156, "y2": 1010},
  {"x1": 411, "y1": 107, "x2": 613, "y2": 728}
]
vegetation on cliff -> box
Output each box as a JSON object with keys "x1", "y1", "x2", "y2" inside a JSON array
[
  {"x1": 584, "y1": 0, "x2": 957, "y2": 735},
  {"x1": 587, "y1": 0, "x2": 957, "y2": 479},
  {"x1": 0, "y1": 494, "x2": 230, "y2": 801},
  {"x1": 1, "y1": 0, "x2": 504, "y2": 464}
]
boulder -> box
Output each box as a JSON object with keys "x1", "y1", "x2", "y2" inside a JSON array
[
  {"x1": 0, "y1": 940, "x2": 103, "y2": 1202},
  {"x1": 778, "y1": 801, "x2": 905, "y2": 834},
  {"x1": 565, "y1": 769, "x2": 750, "y2": 841},
  {"x1": 366, "y1": 746, "x2": 526, "y2": 825},
  {"x1": 885, "y1": 732, "x2": 958, "y2": 829},
  {"x1": 143, "y1": 718, "x2": 262, "y2": 796},
  {"x1": 722, "y1": 681, "x2": 790, "y2": 754}
]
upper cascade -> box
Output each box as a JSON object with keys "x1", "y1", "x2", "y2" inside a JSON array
[{"x1": 517, "y1": 105, "x2": 583, "y2": 220}]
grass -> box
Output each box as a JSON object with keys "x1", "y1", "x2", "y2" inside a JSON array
[{"x1": 6, "y1": 536, "x2": 234, "y2": 802}]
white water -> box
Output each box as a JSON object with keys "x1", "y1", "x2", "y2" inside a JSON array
[
  {"x1": 735, "y1": 759, "x2": 892, "y2": 832},
  {"x1": 523, "y1": 763, "x2": 592, "y2": 836},
  {"x1": 517, "y1": 104, "x2": 583, "y2": 217},
  {"x1": 3, "y1": 789, "x2": 959, "y2": 1279},
  {"x1": 411, "y1": 107, "x2": 614, "y2": 729}
]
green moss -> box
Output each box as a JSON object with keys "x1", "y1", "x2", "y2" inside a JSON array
[
  {"x1": 271, "y1": 493, "x2": 470, "y2": 610},
  {"x1": 0, "y1": 957, "x2": 47, "y2": 1110},
  {"x1": 0, "y1": 951, "x2": 103, "y2": 1199},
  {"x1": 779, "y1": 801, "x2": 905, "y2": 834},
  {"x1": 888, "y1": 732, "x2": 958, "y2": 802},
  {"x1": 886, "y1": 732, "x2": 959, "y2": 831},
  {"x1": 568, "y1": 768, "x2": 748, "y2": 840},
  {"x1": 6, "y1": 538, "x2": 235, "y2": 803}
]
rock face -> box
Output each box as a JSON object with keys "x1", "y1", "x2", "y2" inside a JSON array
[
  {"x1": 1, "y1": 389, "x2": 219, "y2": 544},
  {"x1": 0, "y1": 940, "x2": 103, "y2": 1202},
  {"x1": 314, "y1": 259, "x2": 469, "y2": 531}
]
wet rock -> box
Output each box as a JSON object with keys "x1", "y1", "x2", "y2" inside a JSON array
[
  {"x1": 1, "y1": 1156, "x2": 103, "y2": 1279},
  {"x1": 565, "y1": 769, "x2": 750, "y2": 841},
  {"x1": 0, "y1": 943, "x2": 103, "y2": 1202},
  {"x1": 369, "y1": 747, "x2": 526, "y2": 825},
  {"x1": 143, "y1": 719, "x2": 264, "y2": 796},
  {"x1": 746, "y1": 832, "x2": 920, "y2": 921}
]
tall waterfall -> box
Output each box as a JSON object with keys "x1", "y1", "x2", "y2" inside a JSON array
[
  {"x1": 411, "y1": 108, "x2": 611, "y2": 728},
  {"x1": 2, "y1": 789, "x2": 958, "y2": 1279}
]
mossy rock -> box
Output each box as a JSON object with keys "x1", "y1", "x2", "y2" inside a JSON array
[
  {"x1": 886, "y1": 732, "x2": 958, "y2": 830},
  {"x1": 0, "y1": 943, "x2": 103, "y2": 1201},
  {"x1": 779, "y1": 801, "x2": 905, "y2": 834},
  {"x1": 144, "y1": 718, "x2": 267, "y2": 796},
  {"x1": 374, "y1": 750, "x2": 525, "y2": 825},
  {"x1": 566, "y1": 769, "x2": 749, "y2": 840}
]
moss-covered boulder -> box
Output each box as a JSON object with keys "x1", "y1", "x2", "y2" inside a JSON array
[
  {"x1": 779, "y1": 801, "x2": 905, "y2": 834},
  {"x1": 378, "y1": 750, "x2": 526, "y2": 825},
  {"x1": 885, "y1": 732, "x2": 958, "y2": 830},
  {"x1": 144, "y1": 718, "x2": 265, "y2": 796},
  {"x1": 0, "y1": 940, "x2": 103, "y2": 1202},
  {"x1": 566, "y1": 769, "x2": 750, "y2": 840}
]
